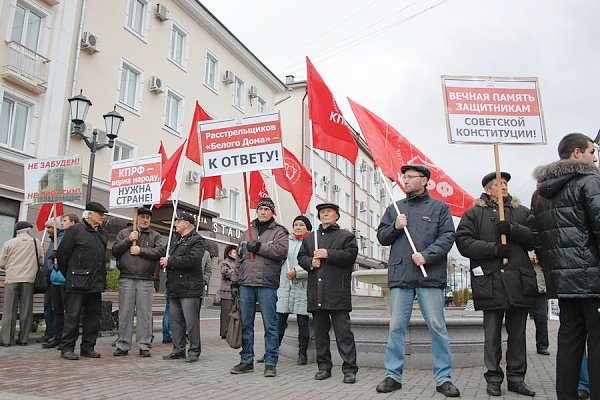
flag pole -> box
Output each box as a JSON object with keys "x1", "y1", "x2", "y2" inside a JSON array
[
  {"x1": 308, "y1": 126, "x2": 319, "y2": 251},
  {"x1": 270, "y1": 171, "x2": 282, "y2": 225},
  {"x1": 52, "y1": 204, "x2": 58, "y2": 266},
  {"x1": 378, "y1": 167, "x2": 427, "y2": 277},
  {"x1": 164, "y1": 140, "x2": 189, "y2": 263},
  {"x1": 242, "y1": 172, "x2": 254, "y2": 261},
  {"x1": 493, "y1": 144, "x2": 508, "y2": 266},
  {"x1": 196, "y1": 187, "x2": 205, "y2": 232}
]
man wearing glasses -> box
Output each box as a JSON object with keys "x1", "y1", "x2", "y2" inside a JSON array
[
  {"x1": 57, "y1": 202, "x2": 109, "y2": 360},
  {"x1": 375, "y1": 164, "x2": 460, "y2": 397}
]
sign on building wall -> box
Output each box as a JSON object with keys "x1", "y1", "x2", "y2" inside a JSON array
[
  {"x1": 109, "y1": 155, "x2": 161, "y2": 208},
  {"x1": 199, "y1": 112, "x2": 284, "y2": 176},
  {"x1": 24, "y1": 155, "x2": 83, "y2": 204},
  {"x1": 441, "y1": 76, "x2": 546, "y2": 145}
]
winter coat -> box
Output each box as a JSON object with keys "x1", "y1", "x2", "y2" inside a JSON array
[
  {"x1": 0, "y1": 232, "x2": 43, "y2": 284},
  {"x1": 233, "y1": 219, "x2": 289, "y2": 289},
  {"x1": 532, "y1": 159, "x2": 600, "y2": 298},
  {"x1": 112, "y1": 227, "x2": 165, "y2": 280},
  {"x1": 219, "y1": 257, "x2": 236, "y2": 300},
  {"x1": 44, "y1": 230, "x2": 64, "y2": 277},
  {"x1": 456, "y1": 193, "x2": 538, "y2": 310},
  {"x1": 57, "y1": 219, "x2": 108, "y2": 293},
  {"x1": 201, "y1": 250, "x2": 212, "y2": 287},
  {"x1": 297, "y1": 224, "x2": 358, "y2": 312},
  {"x1": 166, "y1": 231, "x2": 205, "y2": 298},
  {"x1": 377, "y1": 191, "x2": 455, "y2": 289},
  {"x1": 276, "y1": 235, "x2": 309, "y2": 315}
]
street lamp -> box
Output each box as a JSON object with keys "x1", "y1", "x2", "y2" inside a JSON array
[{"x1": 68, "y1": 90, "x2": 124, "y2": 203}]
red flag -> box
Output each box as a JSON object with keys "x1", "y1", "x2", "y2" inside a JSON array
[
  {"x1": 158, "y1": 141, "x2": 167, "y2": 165},
  {"x1": 272, "y1": 148, "x2": 313, "y2": 214},
  {"x1": 248, "y1": 171, "x2": 270, "y2": 209},
  {"x1": 36, "y1": 203, "x2": 64, "y2": 231},
  {"x1": 155, "y1": 141, "x2": 186, "y2": 208},
  {"x1": 348, "y1": 98, "x2": 474, "y2": 217},
  {"x1": 185, "y1": 101, "x2": 212, "y2": 165},
  {"x1": 306, "y1": 57, "x2": 358, "y2": 164},
  {"x1": 199, "y1": 175, "x2": 223, "y2": 201}
]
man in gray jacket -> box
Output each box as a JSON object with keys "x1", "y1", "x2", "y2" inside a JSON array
[
  {"x1": 112, "y1": 206, "x2": 165, "y2": 357},
  {"x1": 375, "y1": 164, "x2": 460, "y2": 397}
]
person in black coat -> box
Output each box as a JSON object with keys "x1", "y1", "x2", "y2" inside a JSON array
[
  {"x1": 57, "y1": 202, "x2": 109, "y2": 361},
  {"x1": 298, "y1": 203, "x2": 358, "y2": 384},
  {"x1": 456, "y1": 172, "x2": 537, "y2": 397},
  {"x1": 159, "y1": 213, "x2": 205, "y2": 363}
]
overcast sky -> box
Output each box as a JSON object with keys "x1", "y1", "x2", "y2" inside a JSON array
[{"x1": 201, "y1": 0, "x2": 600, "y2": 204}]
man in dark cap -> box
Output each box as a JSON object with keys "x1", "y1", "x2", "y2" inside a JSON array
[
  {"x1": 230, "y1": 197, "x2": 288, "y2": 378},
  {"x1": 57, "y1": 202, "x2": 109, "y2": 360},
  {"x1": 375, "y1": 164, "x2": 460, "y2": 397},
  {"x1": 298, "y1": 203, "x2": 359, "y2": 384},
  {"x1": 456, "y1": 172, "x2": 537, "y2": 397},
  {"x1": 0, "y1": 221, "x2": 43, "y2": 346},
  {"x1": 112, "y1": 207, "x2": 165, "y2": 357}
]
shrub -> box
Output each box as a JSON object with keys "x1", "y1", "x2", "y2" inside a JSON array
[
  {"x1": 452, "y1": 288, "x2": 472, "y2": 306},
  {"x1": 106, "y1": 268, "x2": 120, "y2": 291}
]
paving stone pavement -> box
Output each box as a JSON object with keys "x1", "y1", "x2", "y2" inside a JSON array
[{"x1": 0, "y1": 307, "x2": 559, "y2": 400}]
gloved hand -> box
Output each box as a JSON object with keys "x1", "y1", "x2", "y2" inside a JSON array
[
  {"x1": 496, "y1": 243, "x2": 511, "y2": 258},
  {"x1": 496, "y1": 221, "x2": 512, "y2": 236},
  {"x1": 246, "y1": 240, "x2": 261, "y2": 253},
  {"x1": 230, "y1": 283, "x2": 239, "y2": 299}
]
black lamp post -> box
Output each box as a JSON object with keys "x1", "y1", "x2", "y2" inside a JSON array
[{"x1": 68, "y1": 90, "x2": 124, "y2": 204}]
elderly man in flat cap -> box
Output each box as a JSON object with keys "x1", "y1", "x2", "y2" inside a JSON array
[
  {"x1": 0, "y1": 221, "x2": 43, "y2": 346},
  {"x1": 456, "y1": 171, "x2": 537, "y2": 397},
  {"x1": 57, "y1": 202, "x2": 109, "y2": 360},
  {"x1": 376, "y1": 164, "x2": 460, "y2": 397},
  {"x1": 298, "y1": 202, "x2": 359, "y2": 384},
  {"x1": 230, "y1": 197, "x2": 289, "y2": 378},
  {"x1": 112, "y1": 207, "x2": 165, "y2": 358}
]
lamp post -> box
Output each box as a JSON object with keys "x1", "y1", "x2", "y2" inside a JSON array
[{"x1": 68, "y1": 90, "x2": 124, "y2": 204}]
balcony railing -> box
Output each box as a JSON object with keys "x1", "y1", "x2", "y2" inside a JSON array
[{"x1": 1, "y1": 41, "x2": 50, "y2": 94}]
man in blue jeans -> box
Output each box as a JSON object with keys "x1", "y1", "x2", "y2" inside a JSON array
[
  {"x1": 229, "y1": 198, "x2": 288, "y2": 378},
  {"x1": 375, "y1": 164, "x2": 460, "y2": 397}
]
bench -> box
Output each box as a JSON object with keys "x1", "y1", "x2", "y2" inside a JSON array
[
  {"x1": 101, "y1": 291, "x2": 167, "y2": 316},
  {"x1": 0, "y1": 272, "x2": 46, "y2": 331}
]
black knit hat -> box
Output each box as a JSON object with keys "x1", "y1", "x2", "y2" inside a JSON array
[
  {"x1": 293, "y1": 215, "x2": 312, "y2": 231},
  {"x1": 257, "y1": 197, "x2": 275, "y2": 212}
]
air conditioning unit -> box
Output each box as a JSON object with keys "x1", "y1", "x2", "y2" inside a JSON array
[
  {"x1": 215, "y1": 188, "x2": 229, "y2": 199},
  {"x1": 380, "y1": 187, "x2": 387, "y2": 199},
  {"x1": 248, "y1": 85, "x2": 258, "y2": 98},
  {"x1": 155, "y1": 3, "x2": 169, "y2": 21},
  {"x1": 223, "y1": 70, "x2": 235, "y2": 84},
  {"x1": 374, "y1": 173, "x2": 381, "y2": 184},
  {"x1": 359, "y1": 161, "x2": 367, "y2": 172},
  {"x1": 185, "y1": 170, "x2": 200, "y2": 184},
  {"x1": 149, "y1": 75, "x2": 164, "y2": 93},
  {"x1": 332, "y1": 184, "x2": 341, "y2": 192},
  {"x1": 320, "y1": 176, "x2": 329, "y2": 185},
  {"x1": 81, "y1": 32, "x2": 99, "y2": 54}
]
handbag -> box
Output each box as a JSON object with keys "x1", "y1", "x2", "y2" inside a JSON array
[
  {"x1": 226, "y1": 297, "x2": 242, "y2": 349},
  {"x1": 33, "y1": 240, "x2": 47, "y2": 294},
  {"x1": 533, "y1": 263, "x2": 546, "y2": 294}
]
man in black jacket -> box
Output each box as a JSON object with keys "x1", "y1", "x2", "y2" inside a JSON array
[
  {"x1": 112, "y1": 207, "x2": 165, "y2": 357},
  {"x1": 532, "y1": 133, "x2": 600, "y2": 400},
  {"x1": 159, "y1": 213, "x2": 205, "y2": 363},
  {"x1": 298, "y1": 202, "x2": 359, "y2": 384},
  {"x1": 57, "y1": 202, "x2": 109, "y2": 360},
  {"x1": 456, "y1": 172, "x2": 537, "y2": 397}
]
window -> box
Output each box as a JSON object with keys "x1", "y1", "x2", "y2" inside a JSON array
[
  {"x1": 11, "y1": 4, "x2": 42, "y2": 52},
  {"x1": 233, "y1": 75, "x2": 245, "y2": 110},
  {"x1": 118, "y1": 61, "x2": 143, "y2": 110},
  {"x1": 204, "y1": 52, "x2": 219, "y2": 90},
  {"x1": 113, "y1": 141, "x2": 134, "y2": 162},
  {"x1": 126, "y1": 0, "x2": 148, "y2": 37},
  {"x1": 257, "y1": 97, "x2": 266, "y2": 113},
  {"x1": 370, "y1": 210, "x2": 376, "y2": 227},
  {"x1": 164, "y1": 90, "x2": 183, "y2": 133},
  {"x1": 333, "y1": 189, "x2": 340, "y2": 206},
  {"x1": 228, "y1": 189, "x2": 240, "y2": 222},
  {"x1": 344, "y1": 193, "x2": 351, "y2": 212},
  {"x1": 0, "y1": 96, "x2": 30, "y2": 151},
  {"x1": 169, "y1": 24, "x2": 188, "y2": 67}
]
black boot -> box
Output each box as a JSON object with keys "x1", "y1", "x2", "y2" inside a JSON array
[{"x1": 297, "y1": 335, "x2": 309, "y2": 365}]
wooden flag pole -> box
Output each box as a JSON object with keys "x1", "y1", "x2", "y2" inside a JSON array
[
  {"x1": 493, "y1": 144, "x2": 508, "y2": 266},
  {"x1": 132, "y1": 208, "x2": 138, "y2": 246},
  {"x1": 242, "y1": 172, "x2": 254, "y2": 261},
  {"x1": 52, "y1": 204, "x2": 58, "y2": 267}
]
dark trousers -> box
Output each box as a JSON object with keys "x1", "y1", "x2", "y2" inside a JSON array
[
  {"x1": 530, "y1": 294, "x2": 549, "y2": 351},
  {"x1": 277, "y1": 312, "x2": 310, "y2": 342},
  {"x1": 312, "y1": 310, "x2": 358, "y2": 374},
  {"x1": 50, "y1": 285, "x2": 66, "y2": 341},
  {"x1": 220, "y1": 298, "x2": 232, "y2": 338},
  {"x1": 170, "y1": 296, "x2": 201, "y2": 356},
  {"x1": 483, "y1": 307, "x2": 528, "y2": 384},
  {"x1": 43, "y1": 281, "x2": 54, "y2": 337},
  {"x1": 61, "y1": 292, "x2": 102, "y2": 353},
  {"x1": 556, "y1": 298, "x2": 600, "y2": 400}
]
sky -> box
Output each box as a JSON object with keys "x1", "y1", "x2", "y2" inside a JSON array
[{"x1": 200, "y1": 0, "x2": 599, "y2": 205}]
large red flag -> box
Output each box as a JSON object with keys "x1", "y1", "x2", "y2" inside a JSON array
[
  {"x1": 248, "y1": 171, "x2": 270, "y2": 209},
  {"x1": 306, "y1": 57, "x2": 358, "y2": 164},
  {"x1": 272, "y1": 147, "x2": 312, "y2": 214},
  {"x1": 199, "y1": 175, "x2": 223, "y2": 201},
  {"x1": 348, "y1": 98, "x2": 474, "y2": 217},
  {"x1": 155, "y1": 141, "x2": 186, "y2": 208},
  {"x1": 158, "y1": 141, "x2": 167, "y2": 165},
  {"x1": 185, "y1": 101, "x2": 212, "y2": 165},
  {"x1": 36, "y1": 202, "x2": 64, "y2": 231}
]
